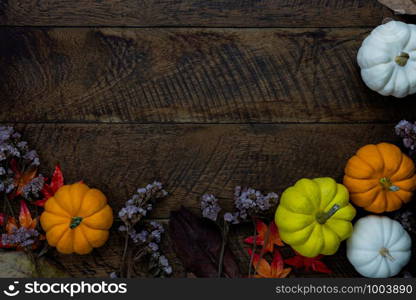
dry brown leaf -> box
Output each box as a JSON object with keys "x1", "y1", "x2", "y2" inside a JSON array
[
  {"x1": 0, "y1": 251, "x2": 69, "y2": 278},
  {"x1": 379, "y1": 0, "x2": 416, "y2": 14},
  {"x1": 169, "y1": 207, "x2": 241, "y2": 278}
]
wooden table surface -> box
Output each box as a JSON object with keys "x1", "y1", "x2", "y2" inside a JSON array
[{"x1": 1, "y1": 0, "x2": 416, "y2": 278}]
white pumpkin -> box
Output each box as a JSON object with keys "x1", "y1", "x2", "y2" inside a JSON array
[
  {"x1": 347, "y1": 215, "x2": 411, "y2": 278},
  {"x1": 357, "y1": 21, "x2": 416, "y2": 98}
]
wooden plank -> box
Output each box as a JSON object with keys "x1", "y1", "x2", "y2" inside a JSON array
[
  {"x1": 52, "y1": 224, "x2": 360, "y2": 278},
  {"x1": 12, "y1": 123, "x2": 398, "y2": 217},
  {"x1": 2, "y1": 28, "x2": 416, "y2": 123},
  {"x1": 0, "y1": 0, "x2": 395, "y2": 28},
  {"x1": 7, "y1": 123, "x2": 410, "y2": 277}
]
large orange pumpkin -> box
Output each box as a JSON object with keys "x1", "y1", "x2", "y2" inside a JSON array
[
  {"x1": 40, "y1": 182, "x2": 113, "y2": 254},
  {"x1": 343, "y1": 143, "x2": 416, "y2": 213}
]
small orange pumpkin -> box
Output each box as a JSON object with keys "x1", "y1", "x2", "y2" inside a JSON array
[
  {"x1": 343, "y1": 143, "x2": 416, "y2": 213},
  {"x1": 40, "y1": 182, "x2": 113, "y2": 254}
]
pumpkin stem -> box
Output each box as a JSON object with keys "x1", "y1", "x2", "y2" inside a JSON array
[
  {"x1": 70, "y1": 216, "x2": 83, "y2": 229},
  {"x1": 316, "y1": 204, "x2": 340, "y2": 224},
  {"x1": 379, "y1": 177, "x2": 400, "y2": 192},
  {"x1": 395, "y1": 52, "x2": 410, "y2": 67},
  {"x1": 379, "y1": 247, "x2": 395, "y2": 262}
]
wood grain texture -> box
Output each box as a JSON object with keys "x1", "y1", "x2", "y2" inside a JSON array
[
  {"x1": 52, "y1": 223, "x2": 360, "y2": 278},
  {"x1": 11, "y1": 123, "x2": 400, "y2": 217},
  {"x1": 2, "y1": 27, "x2": 416, "y2": 123},
  {"x1": 5, "y1": 122, "x2": 413, "y2": 278},
  {"x1": 0, "y1": 0, "x2": 396, "y2": 28}
]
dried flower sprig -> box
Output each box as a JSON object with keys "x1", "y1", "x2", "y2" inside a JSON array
[
  {"x1": 0, "y1": 126, "x2": 40, "y2": 167},
  {"x1": 0, "y1": 126, "x2": 43, "y2": 205},
  {"x1": 393, "y1": 210, "x2": 415, "y2": 234},
  {"x1": 224, "y1": 186, "x2": 279, "y2": 224},
  {"x1": 395, "y1": 120, "x2": 416, "y2": 156},
  {"x1": 200, "y1": 186, "x2": 279, "y2": 277},
  {"x1": 116, "y1": 182, "x2": 171, "y2": 278},
  {"x1": 1, "y1": 126, "x2": 45, "y2": 255},
  {"x1": 0, "y1": 200, "x2": 43, "y2": 250},
  {"x1": 118, "y1": 181, "x2": 167, "y2": 228},
  {"x1": 200, "y1": 194, "x2": 221, "y2": 221},
  {"x1": 201, "y1": 187, "x2": 279, "y2": 224}
]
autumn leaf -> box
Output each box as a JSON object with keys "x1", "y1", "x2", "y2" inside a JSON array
[
  {"x1": 9, "y1": 159, "x2": 38, "y2": 199},
  {"x1": 19, "y1": 200, "x2": 36, "y2": 229},
  {"x1": 247, "y1": 248, "x2": 291, "y2": 278},
  {"x1": 169, "y1": 207, "x2": 241, "y2": 278},
  {"x1": 5, "y1": 217, "x2": 18, "y2": 234},
  {"x1": 1, "y1": 201, "x2": 41, "y2": 249},
  {"x1": 0, "y1": 251, "x2": 69, "y2": 277},
  {"x1": 0, "y1": 213, "x2": 14, "y2": 248},
  {"x1": 244, "y1": 220, "x2": 284, "y2": 253},
  {"x1": 0, "y1": 217, "x2": 17, "y2": 248},
  {"x1": 34, "y1": 165, "x2": 64, "y2": 207},
  {"x1": 48, "y1": 165, "x2": 64, "y2": 193},
  {"x1": 284, "y1": 253, "x2": 332, "y2": 274}
]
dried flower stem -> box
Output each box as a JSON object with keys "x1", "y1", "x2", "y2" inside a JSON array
[
  {"x1": 119, "y1": 231, "x2": 130, "y2": 277},
  {"x1": 217, "y1": 221, "x2": 229, "y2": 277},
  {"x1": 4, "y1": 193, "x2": 15, "y2": 219},
  {"x1": 133, "y1": 249, "x2": 147, "y2": 261},
  {"x1": 248, "y1": 217, "x2": 257, "y2": 277},
  {"x1": 254, "y1": 224, "x2": 271, "y2": 275},
  {"x1": 116, "y1": 182, "x2": 171, "y2": 278}
]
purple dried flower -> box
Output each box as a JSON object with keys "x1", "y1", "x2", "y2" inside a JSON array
[
  {"x1": 22, "y1": 175, "x2": 45, "y2": 199},
  {"x1": 163, "y1": 266, "x2": 172, "y2": 275},
  {"x1": 150, "y1": 230, "x2": 161, "y2": 242},
  {"x1": 200, "y1": 193, "x2": 221, "y2": 221},
  {"x1": 225, "y1": 186, "x2": 279, "y2": 224},
  {"x1": 118, "y1": 181, "x2": 168, "y2": 228},
  {"x1": 393, "y1": 210, "x2": 415, "y2": 234},
  {"x1": 17, "y1": 141, "x2": 28, "y2": 150},
  {"x1": 0, "y1": 144, "x2": 20, "y2": 158},
  {"x1": 155, "y1": 255, "x2": 172, "y2": 276},
  {"x1": 23, "y1": 150, "x2": 37, "y2": 161},
  {"x1": 223, "y1": 212, "x2": 240, "y2": 224},
  {"x1": 1, "y1": 227, "x2": 40, "y2": 248},
  {"x1": 1, "y1": 126, "x2": 42, "y2": 198},
  {"x1": 117, "y1": 182, "x2": 171, "y2": 277},
  {"x1": 159, "y1": 255, "x2": 169, "y2": 267},
  {"x1": 5, "y1": 180, "x2": 15, "y2": 194},
  {"x1": 148, "y1": 242, "x2": 159, "y2": 252},
  {"x1": 150, "y1": 221, "x2": 164, "y2": 231},
  {"x1": 395, "y1": 120, "x2": 416, "y2": 154},
  {"x1": 0, "y1": 126, "x2": 13, "y2": 142}
]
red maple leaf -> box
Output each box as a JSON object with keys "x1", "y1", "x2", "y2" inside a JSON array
[
  {"x1": 244, "y1": 220, "x2": 284, "y2": 253},
  {"x1": 0, "y1": 200, "x2": 42, "y2": 249},
  {"x1": 33, "y1": 165, "x2": 64, "y2": 207},
  {"x1": 8, "y1": 158, "x2": 38, "y2": 200},
  {"x1": 247, "y1": 248, "x2": 291, "y2": 278},
  {"x1": 284, "y1": 253, "x2": 332, "y2": 274}
]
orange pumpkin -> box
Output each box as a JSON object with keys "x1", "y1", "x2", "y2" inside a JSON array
[
  {"x1": 40, "y1": 182, "x2": 113, "y2": 254},
  {"x1": 343, "y1": 143, "x2": 416, "y2": 213}
]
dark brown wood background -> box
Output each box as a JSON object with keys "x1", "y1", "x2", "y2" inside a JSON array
[{"x1": 1, "y1": 0, "x2": 416, "y2": 278}]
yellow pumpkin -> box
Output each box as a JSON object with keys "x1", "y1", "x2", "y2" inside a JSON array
[
  {"x1": 275, "y1": 177, "x2": 356, "y2": 258},
  {"x1": 344, "y1": 143, "x2": 416, "y2": 213},
  {"x1": 40, "y1": 182, "x2": 113, "y2": 255}
]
